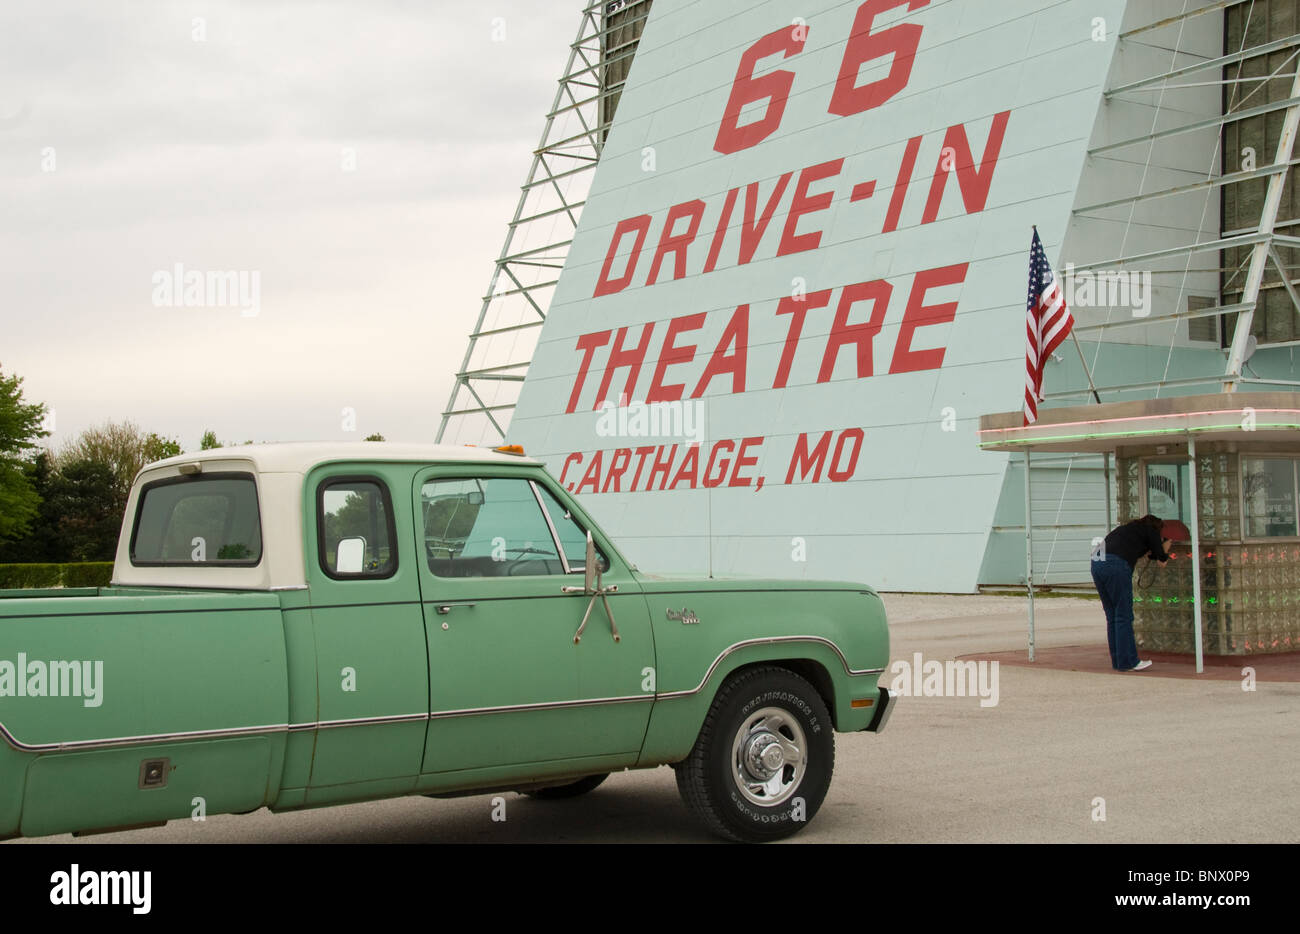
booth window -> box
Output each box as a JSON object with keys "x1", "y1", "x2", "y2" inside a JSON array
[
  {"x1": 1143, "y1": 461, "x2": 1193, "y2": 528},
  {"x1": 1242, "y1": 457, "x2": 1300, "y2": 538}
]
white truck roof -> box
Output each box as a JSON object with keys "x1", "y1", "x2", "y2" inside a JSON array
[
  {"x1": 140, "y1": 441, "x2": 540, "y2": 476},
  {"x1": 113, "y1": 441, "x2": 541, "y2": 591}
]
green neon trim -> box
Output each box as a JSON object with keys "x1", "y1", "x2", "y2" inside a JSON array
[{"x1": 978, "y1": 421, "x2": 1300, "y2": 448}]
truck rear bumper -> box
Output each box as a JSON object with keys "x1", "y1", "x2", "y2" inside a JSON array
[{"x1": 862, "y1": 687, "x2": 898, "y2": 733}]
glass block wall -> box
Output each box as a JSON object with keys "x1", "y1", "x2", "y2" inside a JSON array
[{"x1": 1116, "y1": 442, "x2": 1300, "y2": 655}]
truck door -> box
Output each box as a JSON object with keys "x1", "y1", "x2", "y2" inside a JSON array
[
  {"x1": 305, "y1": 467, "x2": 429, "y2": 802},
  {"x1": 414, "y1": 466, "x2": 654, "y2": 775}
]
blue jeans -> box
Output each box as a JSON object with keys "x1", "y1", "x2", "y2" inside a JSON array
[{"x1": 1091, "y1": 553, "x2": 1139, "y2": 670}]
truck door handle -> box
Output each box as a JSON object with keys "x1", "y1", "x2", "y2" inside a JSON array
[{"x1": 435, "y1": 603, "x2": 477, "y2": 615}]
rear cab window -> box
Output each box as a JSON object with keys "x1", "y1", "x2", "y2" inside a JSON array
[{"x1": 130, "y1": 473, "x2": 262, "y2": 566}]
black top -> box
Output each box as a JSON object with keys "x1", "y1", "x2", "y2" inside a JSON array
[{"x1": 1103, "y1": 520, "x2": 1168, "y2": 569}]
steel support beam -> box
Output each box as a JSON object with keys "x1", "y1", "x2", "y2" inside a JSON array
[
  {"x1": 1267, "y1": 246, "x2": 1300, "y2": 318},
  {"x1": 1225, "y1": 65, "x2": 1300, "y2": 391},
  {"x1": 1118, "y1": 0, "x2": 1235, "y2": 40},
  {"x1": 1107, "y1": 33, "x2": 1300, "y2": 97},
  {"x1": 1090, "y1": 96, "x2": 1300, "y2": 156},
  {"x1": 1187, "y1": 437, "x2": 1204, "y2": 675},
  {"x1": 1073, "y1": 301, "x2": 1254, "y2": 334},
  {"x1": 1073, "y1": 159, "x2": 1299, "y2": 215},
  {"x1": 1065, "y1": 233, "x2": 1272, "y2": 274}
]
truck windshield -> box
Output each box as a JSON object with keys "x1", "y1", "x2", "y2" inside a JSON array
[{"x1": 130, "y1": 473, "x2": 262, "y2": 566}]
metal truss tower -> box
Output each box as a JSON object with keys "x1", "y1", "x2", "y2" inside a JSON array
[
  {"x1": 1057, "y1": 0, "x2": 1300, "y2": 403},
  {"x1": 436, "y1": 0, "x2": 652, "y2": 445}
]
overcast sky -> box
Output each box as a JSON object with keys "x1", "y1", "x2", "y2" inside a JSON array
[{"x1": 0, "y1": 0, "x2": 581, "y2": 452}]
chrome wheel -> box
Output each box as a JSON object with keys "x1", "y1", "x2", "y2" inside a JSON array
[
  {"x1": 730, "y1": 706, "x2": 807, "y2": 807},
  {"x1": 676, "y1": 667, "x2": 833, "y2": 841}
]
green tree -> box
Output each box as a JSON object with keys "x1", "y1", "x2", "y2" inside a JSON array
[
  {"x1": 39, "y1": 459, "x2": 120, "y2": 562},
  {"x1": 59, "y1": 421, "x2": 182, "y2": 516},
  {"x1": 145, "y1": 432, "x2": 181, "y2": 462},
  {"x1": 0, "y1": 453, "x2": 132, "y2": 564},
  {"x1": 0, "y1": 452, "x2": 56, "y2": 562},
  {"x1": 423, "y1": 495, "x2": 480, "y2": 556},
  {"x1": 328, "y1": 491, "x2": 374, "y2": 542},
  {"x1": 0, "y1": 365, "x2": 49, "y2": 546},
  {"x1": 200, "y1": 430, "x2": 221, "y2": 450},
  {"x1": 363, "y1": 433, "x2": 385, "y2": 442}
]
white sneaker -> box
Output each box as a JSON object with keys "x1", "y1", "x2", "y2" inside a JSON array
[{"x1": 1129, "y1": 660, "x2": 1153, "y2": 671}]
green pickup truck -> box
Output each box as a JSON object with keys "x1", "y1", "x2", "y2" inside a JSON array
[{"x1": 0, "y1": 442, "x2": 894, "y2": 842}]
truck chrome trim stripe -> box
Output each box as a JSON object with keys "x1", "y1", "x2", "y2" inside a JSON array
[
  {"x1": 655, "y1": 636, "x2": 885, "y2": 700},
  {"x1": 0, "y1": 720, "x2": 290, "y2": 753},
  {"x1": 0, "y1": 713, "x2": 438, "y2": 752},
  {"x1": 427, "y1": 693, "x2": 651, "y2": 720},
  {"x1": 0, "y1": 603, "x2": 287, "y2": 621},
  {"x1": 0, "y1": 638, "x2": 878, "y2": 752},
  {"x1": 0, "y1": 697, "x2": 653, "y2": 751},
  {"x1": 310, "y1": 712, "x2": 432, "y2": 730}
]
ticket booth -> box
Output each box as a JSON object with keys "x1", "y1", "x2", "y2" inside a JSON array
[{"x1": 978, "y1": 392, "x2": 1300, "y2": 672}]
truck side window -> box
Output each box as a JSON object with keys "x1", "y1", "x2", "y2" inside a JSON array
[
  {"x1": 535, "y1": 484, "x2": 609, "y2": 573},
  {"x1": 318, "y1": 478, "x2": 397, "y2": 579},
  {"x1": 422, "y1": 477, "x2": 566, "y2": 578}
]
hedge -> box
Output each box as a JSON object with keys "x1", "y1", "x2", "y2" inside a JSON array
[
  {"x1": 61, "y1": 563, "x2": 115, "y2": 588},
  {"x1": 0, "y1": 563, "x2": 114, "y2": 590}
]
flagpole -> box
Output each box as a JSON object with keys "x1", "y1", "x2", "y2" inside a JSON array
[
  {"x1": 1034, "y1": 225, "x2": 1102, "y2": 405},
  {"x1": 1071, "y1": 332, "x2": 1103, "y2": 405}
]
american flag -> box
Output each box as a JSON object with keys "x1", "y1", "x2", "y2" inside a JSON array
[{"x1": 1024, "y1": 229, "x2": 1073, "y2": 425}]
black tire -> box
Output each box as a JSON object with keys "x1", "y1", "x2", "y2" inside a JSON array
[
  {"x1": 522, "y1": 773, "x2": 609, "y2": 800},
  {"x1": 675, "y1": 666, "x2": 833, "y2": 842}
]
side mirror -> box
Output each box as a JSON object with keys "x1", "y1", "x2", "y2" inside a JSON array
[
  {"x1": 584, "y1": 530, "x2": 597, "y2": 594},
  {"x1": 336, "y1": 537, "x2": 366, "y2": 574},
  {"x1": 570, "y1": 529, "x2": 619, "y2": 643}
]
